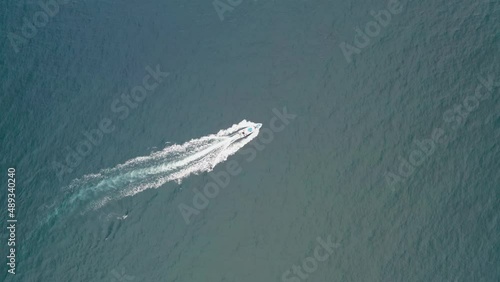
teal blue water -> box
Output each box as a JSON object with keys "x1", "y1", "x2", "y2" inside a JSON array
[{"x1": 1, "y1": 0, "x2": 499, "y2": 281}]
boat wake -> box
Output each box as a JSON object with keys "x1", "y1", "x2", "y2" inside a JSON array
[{"x1": 48, "y1": 120, "x2": 261, "y2": 219}]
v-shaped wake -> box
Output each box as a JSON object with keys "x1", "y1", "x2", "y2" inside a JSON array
[{"x1": 57, "y1": 120, "x2": 261, "y2": 214}]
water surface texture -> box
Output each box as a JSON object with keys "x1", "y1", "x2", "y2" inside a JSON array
[{"x1": 0, "y1": 0, "x2": 499, "y2": 281}]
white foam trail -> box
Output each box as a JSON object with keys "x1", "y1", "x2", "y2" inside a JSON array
[{"x1": 63, "y1": 120, "x2": 260, "y2": 211}]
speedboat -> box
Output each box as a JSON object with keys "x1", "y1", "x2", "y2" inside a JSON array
[{"x1": 236, "y1": 123, "x2": 262, "y2": 138}]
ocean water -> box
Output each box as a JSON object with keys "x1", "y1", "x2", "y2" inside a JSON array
[{"x1": 1, "y1": 0, "x2": 499, "y2": 281}]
